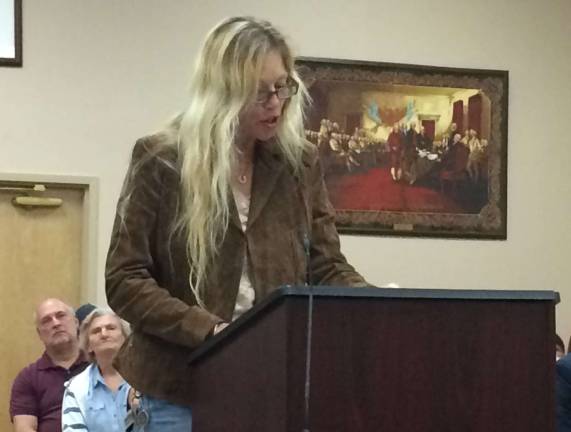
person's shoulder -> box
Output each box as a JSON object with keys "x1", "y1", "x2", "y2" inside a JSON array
[
  {"x1": 65, "y1": 364, "x2": 92, "y2": 394},
  {"x1": 132, "y1": 131, "x2": 179, "y2": 164},
  {"x1": 125, "y1": 131, "x2": 181, "y2": 183},
  {"x1": 559, "y1": 353, "x2": 571, "y2": 368},
  {"x1": 14, "y1": 355, "x2": 45, "y2": 379},
  {"x1": 11, "y1": 364, "x2": 34, "y2": 387},
  {"x1": 63, "y1": 365, "x2": 92, "y2": 415},
  {"x1": 557, "y1": 354, "x2": 571, "y2": 383},
  {"x1": 11, "y1": 354, "x2": 47, "y2": 393}
]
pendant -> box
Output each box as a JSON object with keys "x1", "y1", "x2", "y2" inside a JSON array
[{"x1": 238, "y1": 174, "x2": 247, "y2": 184}]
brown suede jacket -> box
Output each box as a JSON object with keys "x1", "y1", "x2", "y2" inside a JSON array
[{"x1": 105, "y1": 134, "x2": 367, "y2": 405}]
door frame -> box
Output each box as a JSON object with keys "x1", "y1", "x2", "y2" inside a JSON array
[{"x1": 0, "y1": 173, "x2": 99, "y2": 303}]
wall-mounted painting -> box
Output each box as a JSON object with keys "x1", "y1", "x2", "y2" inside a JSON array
[
  {"x1": 0, "y1": 0, "x2": 22, "y2": 66},
  {"x1": 297, "y1": 57, "x2": 508, "y2": 239}
]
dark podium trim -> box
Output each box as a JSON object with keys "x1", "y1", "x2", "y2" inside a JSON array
[{"x1": 189, "y1": 286, "x2": 558, "y2": 364}]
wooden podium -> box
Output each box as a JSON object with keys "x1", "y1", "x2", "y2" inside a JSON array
[{"x1": 187, "y1": 287, "x2": 558, "y2": 432}]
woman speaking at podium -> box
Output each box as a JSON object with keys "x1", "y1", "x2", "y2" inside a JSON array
[{"x1": 105, "y1": 16, "x2": 367, "y2": 431}]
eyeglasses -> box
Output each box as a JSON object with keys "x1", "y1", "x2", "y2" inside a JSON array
[{"x1": 254, "y1": 80, "x2": 299, "y2": 105}]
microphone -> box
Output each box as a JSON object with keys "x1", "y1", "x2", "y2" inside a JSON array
[
  {"x1": 303, "y1": 232, "x2": 311, "y2": 286},
  {"x1": 302, "y1": 231, "x2": 313, "y2": 432}
]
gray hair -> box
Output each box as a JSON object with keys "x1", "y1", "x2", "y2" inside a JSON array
[{"x1": 78, "y1": 308, "x2": 130, "y2": 362}]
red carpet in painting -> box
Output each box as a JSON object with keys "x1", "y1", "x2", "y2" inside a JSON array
[{"x1": 325, "y1": 167, "x2": 467, "y2": 213}]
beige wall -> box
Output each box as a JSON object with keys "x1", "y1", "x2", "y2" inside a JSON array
[{"x1": 1, "y1": 1, "x2": 570, "y2": 342}]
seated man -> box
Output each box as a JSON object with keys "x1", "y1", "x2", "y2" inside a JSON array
[{"x1": 9, "y1": 298, "x2": 88, "y2": 432}]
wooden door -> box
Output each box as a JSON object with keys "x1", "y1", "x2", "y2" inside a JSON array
[
  {"x1": 421, "y1": 119, "x2": 435, "y2": 142},
  {"x1": 468, "y1": 94, "x2": 483, "y2": 135},
  {"x1": 453, "y1": 99, "x2": 464, "y2": 132},
  {"x1": 0, "y1": 183, "x2": 84, "y2": 431}
]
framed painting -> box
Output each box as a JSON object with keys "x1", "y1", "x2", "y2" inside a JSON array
[
  {"x1": 0, "y1": 0, "x2": 22, "y2": 67},
  {"x1": 297, "y1": 57, "x2": 508, "y2": 239}
]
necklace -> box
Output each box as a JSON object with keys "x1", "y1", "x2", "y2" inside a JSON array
[
  {"x1": 237, "y1": 160, "x2": 251, "y2": 184},
  {"x1": 235, "y1": 151, "x2": 253, "y2": 185}
]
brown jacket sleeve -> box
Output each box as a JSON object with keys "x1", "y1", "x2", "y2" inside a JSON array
[
  {"x1": 306, "y1": 151, "x2": 369, "y2": 287},
  {"x1": 105, "y1": 138, "x2": 222, "y2": 349}
]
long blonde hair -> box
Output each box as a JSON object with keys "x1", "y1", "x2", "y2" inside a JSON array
[{"x1": 168, "y1": 17, "x2": 310, "y2": 308}]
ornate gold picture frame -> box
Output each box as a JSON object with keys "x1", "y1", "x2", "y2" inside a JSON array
[{"x1": 298, "y1": 57, "x2": 508, "y2": 239}]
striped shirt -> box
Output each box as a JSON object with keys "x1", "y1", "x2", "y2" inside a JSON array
[{"x1": 62, "y1": 363, "x2": 130, "y2": 432}]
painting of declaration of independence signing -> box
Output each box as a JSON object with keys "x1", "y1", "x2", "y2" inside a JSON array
[{"x1": 299, "y1": 59, "x2": 508, "y2": 238}]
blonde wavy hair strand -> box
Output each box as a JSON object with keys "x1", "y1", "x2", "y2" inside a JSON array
[{"x1": 167, "y1": 17, "x2": 310, "y2": 308}]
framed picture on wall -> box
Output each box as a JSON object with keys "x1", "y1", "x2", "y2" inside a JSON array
[
  {"x1": 297, "y1": 57, "x2": 508, "y2": 239},
  {"x1": 0, "y1": 0, "x2": 22, "y2": 67}
]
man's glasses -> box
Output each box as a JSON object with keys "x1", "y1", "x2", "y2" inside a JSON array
[{"x1": 254, "y1": 79, "x2": 299, "y2": 105}]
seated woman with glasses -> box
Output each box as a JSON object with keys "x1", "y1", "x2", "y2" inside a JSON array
[
  {"x1": 61, "y1": 308, "x2": 132, "y2": 431},
  {"x1": 105, "y1": 16, "x2": 368, "y2": 431}
]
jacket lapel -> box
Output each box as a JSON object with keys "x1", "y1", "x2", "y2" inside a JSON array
[
  {"x1": 247, "y1": 141, "x2": 285, "y2": 229},
  {"x1": 228, "y1": 190, "x2": 242, "y2": 231}
]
